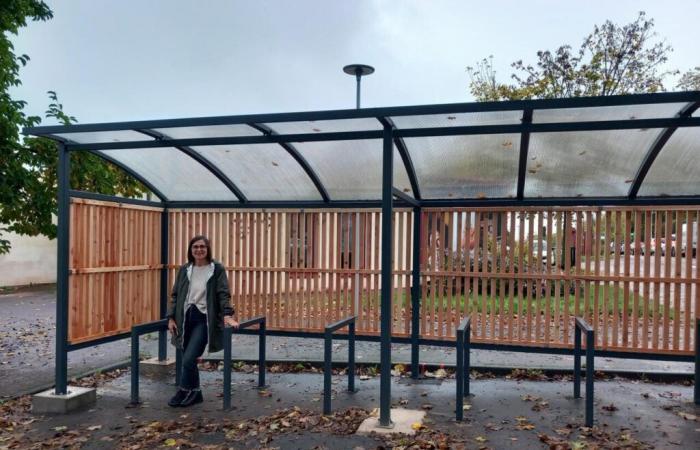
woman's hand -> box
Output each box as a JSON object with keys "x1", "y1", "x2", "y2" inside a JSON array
[
  {"x1": 223, "y1": 316, "x2": 239, "y2": 329},
  {"x1": 168, "y1": 318, "x2": 178, "y2": 336}
]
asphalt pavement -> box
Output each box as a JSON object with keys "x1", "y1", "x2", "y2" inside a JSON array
[{"x1": 0, "y1": 285, "x2": 693, "y2": 399}]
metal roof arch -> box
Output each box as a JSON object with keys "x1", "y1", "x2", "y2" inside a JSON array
[{"x1": 137, "y1": 129, "x2": 247, "y2": 203}]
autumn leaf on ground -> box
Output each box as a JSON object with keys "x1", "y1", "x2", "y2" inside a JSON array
[
  {"x1": 474, "y1": 436, "x2": 487, "y2": 443},
  {"x1": 677, "y1": 411, "x2": 699, "y2": 421},
  {"x1": 163, "y1": 438, "x2": 177, "y2": 446},
  {"x1": 602, "y1": 403, "x2": 618, "y2": 412}
]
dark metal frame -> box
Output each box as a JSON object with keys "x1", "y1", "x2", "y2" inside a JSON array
[
  {"x1": 322, "y1": 316, "x2": 357, "y2": 415},
  {"x1": 223, "y1": 316, "x2": 267, "y2": 410},
  {"x1": 42, "y1": 93, "x2": 700, "y2": 426},
  {"x1": 27, "y1": 92, "x2": 700, "y2": 211},
  {"x1": 130, "y1": 319, "x2": 169, "y2": 404},
  {"x1": 455, "y1": 316, "x2": 472, "y2": 421},
  {"x1": 574, "y1": 317, "x2": 595, "y2": 427}
]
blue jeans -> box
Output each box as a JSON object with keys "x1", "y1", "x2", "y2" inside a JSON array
[{"x1": 181, "y1": 305, "x2": 208, "y2": 390}]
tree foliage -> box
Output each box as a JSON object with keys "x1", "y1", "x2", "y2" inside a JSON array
[
  {"x1": 0, "y1": 1, "x2": 146, "y2": 254},
  {"x1": 467, "y1": 12, "x2": 678, "y2": 101},
  {"x1": 677, "y1": 67, "x2": 700, "y2": 91}
]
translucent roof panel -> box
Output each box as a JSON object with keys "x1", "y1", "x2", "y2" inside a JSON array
[
  {"x1": 151, "y1": 124, "x2": 262, "y2": 139},
  {"x1": 191, "y1": 144, "x2": 322, "y2": 201},
  {"x1": 294, "y1": 140, "x2": 412, "y2": 200},
  {"x1": 391, "y1": 110, "x2": 521, "y2": 128},
  {"x1": 638, "y1": 126, "x2": 700, "y2": 196},
  {"x1": 98, "y1": 148, "x2": 239, "y2": 201},
  {"x1": 534, "y1": 102, "x2": 688, "y2": 123},
  {"x1": 524, "y1": 129, "x2": 661, "y2": 197},
  {"x1": 263, "y1": 118, "x2": 382, "y2": 134},
  {"x1": 404, "y1": 134, "x2": 520, "y2": 199},
  {"x1": 54, "y1": 130, "x2": 154, "y2": 144}
]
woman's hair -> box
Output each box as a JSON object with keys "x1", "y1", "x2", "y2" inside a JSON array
[{"x1": 187, "y1": 235, "x2": 213, "y2": 264}]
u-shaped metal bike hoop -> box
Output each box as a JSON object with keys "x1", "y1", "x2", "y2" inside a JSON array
[
  {"x1": 455, "y1": 316, "x2": 471, "y2": 421},
  {"x1": 130, "y1": 319, "x2": 169, "y2": 405},
  {"x1": 223, "y1": 316, "x2": 267, "y2": 410},
  {"x1": 574, "y1": 316, "x2": 595, "y2": 427},
  {"x1": 323, "y1": 315, "x2": 357, "y2": 415}
]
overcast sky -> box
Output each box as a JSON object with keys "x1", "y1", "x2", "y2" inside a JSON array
[{"x1": 10, "y1": 0, "x2": 700, "y2": 125}]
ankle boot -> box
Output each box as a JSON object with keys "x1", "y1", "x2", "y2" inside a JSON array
[
  {"x1": 168, "y1": 389, "x2": 188, "y2": 407},
  {"x1": 180, "y1": 389, "x2": 203, "y2": 407}
]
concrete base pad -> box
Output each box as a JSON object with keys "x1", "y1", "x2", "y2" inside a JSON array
[
  {"x1": 356, "y1": 408, "x2": 426, "y2": 435},
  {"x1": 140, "y1": 357, "x2": 176, "y2": 377},
  {"x1": 32, "y1": 386, "x2": 96, "y2": 414}
]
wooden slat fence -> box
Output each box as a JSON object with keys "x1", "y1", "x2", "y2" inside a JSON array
[
  {"x1": 68, "y1": 198, "x2": 162, "y2": 344},
  {"x1": 168, "y1": 209, "x2": 414, "y2": 336},
  {"x1": 69, "y1": 200, "x2": 697, "y2": 356},
  {"x1": 421, "y1": 207, "x2": 699, "y2": 355}
]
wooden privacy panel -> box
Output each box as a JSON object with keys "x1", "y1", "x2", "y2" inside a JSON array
[
  {"x1": 68, "y1": 198, "x2": 162, "y2": 344},
  {"x1": 168, "y1": 209, "x2": 413, "y2": 336},
  {"x1": 421, "y1": 207, "x2": 699, "y2": 355}
]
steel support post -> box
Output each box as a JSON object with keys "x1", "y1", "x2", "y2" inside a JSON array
[
  {"x1": 223, "y1": 327, "x2": 232, "y2": 410},
  {"x1": 456, "y1": 328, "x2": 464, "y2": 421},
  {"x1": 348, "y1": 322, "x2": 356, "y2": 392},
  {"x1": 258, "y1": 320, "x2": 266, "y2": 388},
  {"x1": 55, "y1": 143, "x2": 70, "y2": 395},
  {"x1": 464, "y1": 323, "x2": 470, "y2": 396},
  {"x1": 411, "y1": 206, "x2": 421, "y2": 378},
  {"x1": 574, "y1": 325, "x2": 581, "y2": 398},
  {"x1": 323, "y1": 330, "x2": 332, "y2": 415},
  {"x1": 586, "y1": 329, "x2": 595, "y2": 427},
  {"x1": 158, "y1": 209, "x2": 168, "y2": 361},
  {"x1": 379, "y1": 126, "x2": 394, "y2": 427},
  {"x1": 130, "y1": 331, "x2": 140, "y2": 404}
]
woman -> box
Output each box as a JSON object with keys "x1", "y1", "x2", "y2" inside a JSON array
[{"x1": 166, "y1": 235, "x2": 239, "y2": 407}]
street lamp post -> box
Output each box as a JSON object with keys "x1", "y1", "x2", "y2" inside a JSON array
[{"x1": 343, "y1": 64, "x2": 375, "y2": 109}]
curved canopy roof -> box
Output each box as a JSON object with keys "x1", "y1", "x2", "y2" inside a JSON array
[{"x1": 25, "y1": 91, "x2": 700, "y2": 207}]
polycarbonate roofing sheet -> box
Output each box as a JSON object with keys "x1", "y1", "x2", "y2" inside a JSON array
[
  {"x1": 192, "y1": 144, "x2": 322, "y2": 201},
  {"x1": 638, "y1": 126, "x2": 700, "y2": 196},
  {"x1": 24, "y1": 92, "x2": 700, "y2": 204},
  {"x1": 152, "y1": 124, "x2": 262, "y2": 139},
  {"x1": 391, "y1": 110, "x2": 521, "y2": 128},
  {"x1": 404, "y1": 134, "x2": 520, "y2": 199},
  {"x1": 98, "y1": 148, "x2": 239, "y2": 201},
  {"x1": 263, "y1": 117, "x2": 382, "y2": 134},
  {"x1": 54, "y1": 130, "x2": 154, "y2": 144},
  {"x1": 524, "y1": 129, "x2": 661, "y2": 197},
  {"x1": 533, "y1": 102, "x2": 687, "y2": 123},
  {"x1": 293, "y1": 139, "x2": 412, "y2": 200}
]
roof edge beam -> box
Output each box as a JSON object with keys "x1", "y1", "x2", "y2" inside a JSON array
[
  {"x1": 628, "y1": 101, "x2": 700, "y2": 199},
  {"x1": 392, "y1": 187, "x2": 419, "y2": 207},
  {"x1": 516, "y1": 109, "x2": 533, "y2": 200},
  {"x1": 138, "y1": 129, "x2": 248, "y2": 203},
  {"x1": 378, "y1": 117, "x2": 422, "y2": 200},
  {"x1": 164, "y1": 195, "x2": 700, "y2": 209},
  {"x1": 60, "y1": 117, "x2": 700, "y2": 151},
  {"x1": 247, "y1": 123, "x2": 330, "y2": 202},
  {"x1": 23, "y1": 91, "x2": 700, "y2": 136}
]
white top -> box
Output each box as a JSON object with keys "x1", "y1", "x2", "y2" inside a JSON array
[{"x1": 186, "y1": 265, "x2": 208, "y2": 314}]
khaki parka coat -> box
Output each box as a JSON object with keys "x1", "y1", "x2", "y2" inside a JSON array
[{"x1": 166, "y1": 261, "x2": 233, "y2": 353}]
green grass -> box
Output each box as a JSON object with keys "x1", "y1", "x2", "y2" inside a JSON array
[{"x1": 358, "y1": 284, "x2": 674, "y2": 319}]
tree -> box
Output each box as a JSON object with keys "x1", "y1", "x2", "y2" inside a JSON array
[
  {"x1": 467, "y1": 12, "x2": 678, "y2": 101},
  {"x1": 677, "y1": 67, "x2": 700, "y2": 91},
  {"x1": 0, "y1": 1, "x2": 145, "y2": 254}
]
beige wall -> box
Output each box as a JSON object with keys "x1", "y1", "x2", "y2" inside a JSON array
[{"x1": 0, "y1": 231, "x2": 56, "y2": 287}]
